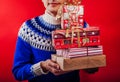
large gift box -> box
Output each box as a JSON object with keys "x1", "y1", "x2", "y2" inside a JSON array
[{"x1": 52, "y1": 54, "x2": 106, "y2": 71}]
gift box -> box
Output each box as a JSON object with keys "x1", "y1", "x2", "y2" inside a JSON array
[
  {"x1": 56, "y1": 46, "x2": 103, "y2": 58},
  {"x1": 52, "y1": 27, "x2": 100, "y2": 49},
  {"x1": 61, "y1": 4, "x2": 84, "y2": 29},
  {"x1": 51, "y1": 54, "x2": 106, "y2": 71}
]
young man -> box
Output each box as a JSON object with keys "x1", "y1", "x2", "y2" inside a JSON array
[{"x1": 12, "y1": 0, "x2": 98, "y2": 82}]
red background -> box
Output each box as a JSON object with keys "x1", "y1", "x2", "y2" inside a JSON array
[{"x1": 0, "y1": 0, "x2": 120, "y2": 82}]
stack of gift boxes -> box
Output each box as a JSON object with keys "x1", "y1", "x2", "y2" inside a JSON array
[{"x1": 52, "y1": 0, "x2": 106, "y2": 71}]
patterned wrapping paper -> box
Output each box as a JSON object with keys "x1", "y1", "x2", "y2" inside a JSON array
[
  {"x1": 52, "y1": 27, "x2": 100, "y2": 49},
  {"x1": 56, "y1": 46, "x2": 103, "y2": 58},
  {"x1": 61, "y1": 5, "x2": 84, "y2": 29}
]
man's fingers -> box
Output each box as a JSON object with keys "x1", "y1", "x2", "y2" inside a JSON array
[
  {"x1": 46, "y1": 59, "x2": 60, "y2": 70},
  {"x1": 44, "y1": 59, "x2": 66, "y2": 75},
  {"x1": 48, "y1": 62, "x2": 60, "y2": 70},
  {"x1": 47, "y1": 65, "x2": 60, "y2": 73}
]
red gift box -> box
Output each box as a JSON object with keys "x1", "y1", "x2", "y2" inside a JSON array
[
  {"x1": 52, "y1": 27, "x2": 100, "y2": 49},
  {"x1": 61, "y1": 5, "x2": 84, "y2": 29}
]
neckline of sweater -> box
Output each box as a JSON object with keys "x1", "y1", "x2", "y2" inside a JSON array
[{"x1": 41, "y1": 11, "x2": 61, "y2": 25}]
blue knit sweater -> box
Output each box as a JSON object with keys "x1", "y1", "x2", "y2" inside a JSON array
[{"x1": 12, "y1": 13, "x2": 88, "y2": 82}]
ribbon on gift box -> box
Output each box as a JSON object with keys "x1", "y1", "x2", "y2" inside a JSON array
[
  {"x1": 65, "y1": 27, "x2": 89, "y2": 48},
  {"x1": 73, "y1": 27, "x2": 88, "y2": 47}
]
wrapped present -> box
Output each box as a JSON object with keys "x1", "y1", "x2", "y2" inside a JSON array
[
  {"x1": 56, "y1": 46, "x2": 103, "y2": 58},
  {"x1": 52, "y1": 27, "x2": 100, "y2": 49},
  {"x1": 51, "y1": 54, "x2": 106, "y2": 71},
  {"x1": 56, "y1": 47, "x2": 87, "y2": 58},
  {"x1": 61, "y1": 5, "x2": 84, "y2": 29}
]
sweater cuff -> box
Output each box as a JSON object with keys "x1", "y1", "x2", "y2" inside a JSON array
[{"x1": 31, "y1": 62, "x2": 49, "y2": 76}]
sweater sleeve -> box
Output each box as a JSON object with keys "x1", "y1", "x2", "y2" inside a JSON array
[
  {"x1": 12, "y1": 37, "x2": 34, "y2": 81},
  {"x1": 12, "y1": 22, "x2": 49, "y2": 81},
  {"x1": 12, "y1": 22, "x2": 36, "y2": 81}
]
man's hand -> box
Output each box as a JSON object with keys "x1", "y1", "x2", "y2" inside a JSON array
[{"x1": 41, "y1": 59, "x2": 68, "y2": 75}]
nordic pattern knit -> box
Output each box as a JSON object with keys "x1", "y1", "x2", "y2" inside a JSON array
[{"x1": 12, "y1": 13, "x2": 88, "y2": 82}]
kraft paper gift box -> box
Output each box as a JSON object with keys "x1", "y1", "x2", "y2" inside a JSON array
[{"x1": 51, "y1": 54, "x2": 106, "y2": 71}]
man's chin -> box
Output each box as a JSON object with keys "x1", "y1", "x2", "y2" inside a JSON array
[{"x1": 48, "y1": 8, "x2": 58, "y2": 13}]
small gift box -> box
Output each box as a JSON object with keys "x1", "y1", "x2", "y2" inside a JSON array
[{"x1": 61, "y1": 5, "x2": 84, "y2": 29}]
